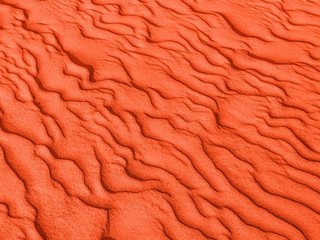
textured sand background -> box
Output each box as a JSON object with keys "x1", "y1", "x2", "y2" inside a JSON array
[{"x1": 0, "y1": 0, "x2": 320, "y2": 239}]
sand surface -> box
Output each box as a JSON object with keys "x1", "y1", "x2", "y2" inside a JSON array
[{"x1": 0, "y1": 0, "x2": 320, "y2": 239}]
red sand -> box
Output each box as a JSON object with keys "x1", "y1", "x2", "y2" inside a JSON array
[{"x1": 0, "y1": 0, "x2": 320, "y2": 239}]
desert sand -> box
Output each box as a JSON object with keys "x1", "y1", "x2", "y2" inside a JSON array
[{"x1": 0, "y1": 0, "x2": 320, "y2": 239}]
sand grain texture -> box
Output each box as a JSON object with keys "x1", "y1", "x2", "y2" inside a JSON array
[{"x1": 0, "y1": 0, "x2": 320, "y2": 239}]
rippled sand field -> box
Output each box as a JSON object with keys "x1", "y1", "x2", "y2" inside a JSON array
[{"x1": 0, "y1": 0, "x2": 320, "y2": 239}]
